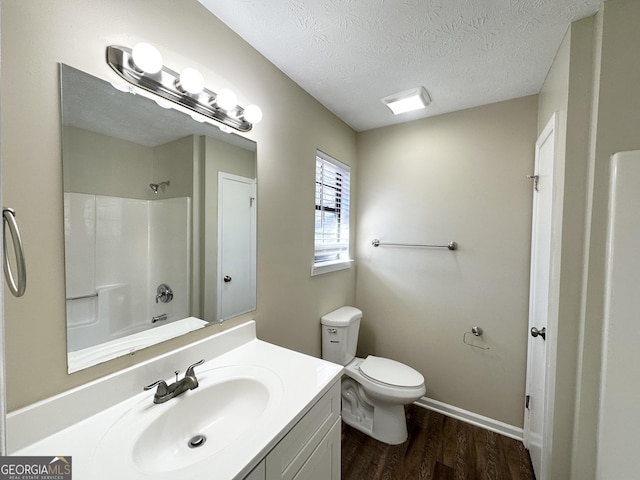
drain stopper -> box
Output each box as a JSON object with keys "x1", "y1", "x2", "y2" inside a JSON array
[{"x1": 188, "y1": 434, "x2": 207, "y2": 448}]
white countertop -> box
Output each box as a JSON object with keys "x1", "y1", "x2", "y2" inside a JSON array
[{"x1": 7, "y1": 321, "x2": 343, "y2": 479}]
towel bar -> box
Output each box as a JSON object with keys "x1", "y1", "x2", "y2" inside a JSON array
[
  {"x1": 371, "y1": 239, "x2": 457, "y2": 250},
  {"x1": 66, "y1": 293, "x2": 99, "y2": 301}
]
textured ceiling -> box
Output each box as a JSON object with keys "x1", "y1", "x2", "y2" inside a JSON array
[{"x1": 198, "y1": 0, "x2": 602, "y2": 131}]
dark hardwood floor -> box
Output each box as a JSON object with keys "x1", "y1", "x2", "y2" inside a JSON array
[{"x1": 342, "y1": 405, "x2": 535, "y2": 480}]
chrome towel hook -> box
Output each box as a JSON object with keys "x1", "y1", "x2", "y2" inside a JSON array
[{"x1": 2, "y1": 208, "x2": 27, "y2": 297}]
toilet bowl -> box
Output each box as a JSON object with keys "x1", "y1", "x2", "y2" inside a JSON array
[
  {"x1": 320, "y1": 306, "x2": 426, "y2": 445},
  {"x1": 342, "y1": 356, "x2": 425, "y2": 444}
]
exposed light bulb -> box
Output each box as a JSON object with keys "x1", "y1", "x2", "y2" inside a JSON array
[
  {"x1": 243, "y1": 104, "x2": 263, "y2": 124},
  {"x1": 177, "y1": 67, "x2": 205, "y2": 94},
  {"x1": 131, "y1": 42, "x2": 163, "y2": 74},
  {"x1": 214, "y1": 88, "x2": 237, "y2": 111}
]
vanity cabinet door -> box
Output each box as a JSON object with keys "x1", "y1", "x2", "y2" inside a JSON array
[
  {"x1": 244, "y1": 459, "x2": 266, "y2": 480},
  {"x1": 292, "y1": 418, "x2": 341, "y2": 480},
  {"x1": 265, "y1": 381, "x2": 341, "y2": 480}
]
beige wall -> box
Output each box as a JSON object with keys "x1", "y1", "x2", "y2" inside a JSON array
[
  {"x1": 579, "y1": 1, "x2": 640, "y2": 478},
  {"x1": 64, "y1": 127, "x2": 195, "y2": 200},
  {"x1": 536, "y1": 15, "x2": 596, "y2": 480},
  {"x1": 536, "y1": 1, "x2": 640, "y2": 477},
  {"x1": 63, "y1": 126, "x2": 155, "y2": 198},
  {"x1": 152, "y1": 136, "x2": 195, "y2": 199},
  {"x1": 1, "y1": 0, "x2": 356, "y2": 411},
  {"x1": 355, "y1": 96, "x2": 538, "y2": 427}
]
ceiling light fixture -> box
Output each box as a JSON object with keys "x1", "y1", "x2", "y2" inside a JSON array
[
  {"x1": 381, "y1": 87, "x2": 431, "y2": 115},
  {"x1": 107, "y1": 44, "x2": 262, "y2": 132}
]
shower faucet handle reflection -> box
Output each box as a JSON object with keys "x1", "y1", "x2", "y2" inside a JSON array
[{"x1": 155, "y1": 283, "x2": 174, "y2": 303}]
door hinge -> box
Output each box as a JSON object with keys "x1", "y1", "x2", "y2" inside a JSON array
[
  {"x1": 250, "y1": 197, "x2": 255, "y2": 207},
  {"x1": 525, "y1": 394, "x2": 531, "y2": 409}
]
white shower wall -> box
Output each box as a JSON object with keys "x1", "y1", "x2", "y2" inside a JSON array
[
  {"x1": 95, "y1": 196, "x2": 149, "y2": 337},
  {"x1": 597, "y1": 151, "x2": 640, "y2": 479},
  {"x1": 65, "y1": 193, "x2": 190, "y2": 351},
  {"x1": 149, "y1": 197, "x2": 191, "y2": 327}
]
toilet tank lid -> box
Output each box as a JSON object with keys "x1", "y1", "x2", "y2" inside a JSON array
[{"x1": 321, "y1": 306, "x2": 362, "y2": 326}]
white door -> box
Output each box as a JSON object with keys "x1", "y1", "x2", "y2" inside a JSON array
[
  {"x1": 523, "y1": 113, "x2": 557, "y2": 479},
  {"x1": 217, "y1": 173, "x2": 256, "y2": 321}
]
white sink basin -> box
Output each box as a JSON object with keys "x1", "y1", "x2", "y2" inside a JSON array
[{"x1": 95, "y1": 364, "x2": 283, "y2": 476}]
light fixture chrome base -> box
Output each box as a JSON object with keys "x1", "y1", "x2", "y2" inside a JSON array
[{"x1": 106, "y1": 45, "x2": 253, "y2": 132}]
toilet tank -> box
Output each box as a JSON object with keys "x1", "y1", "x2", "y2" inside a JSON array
[{"x1": 320, "y1": 306, "x2": 362, "y2": 366}]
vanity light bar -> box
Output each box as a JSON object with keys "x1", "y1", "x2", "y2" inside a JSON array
[{"x1": 106, "y1": 44, "x2": 261, "y2": 132}]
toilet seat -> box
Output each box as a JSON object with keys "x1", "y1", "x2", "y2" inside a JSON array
[{"x1": 359, "y1": 355, "x2": 424, "y2": 388}]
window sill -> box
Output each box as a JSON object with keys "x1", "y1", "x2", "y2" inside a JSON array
[{"x1": 311, "y1": 259, "x2": 354, "y2": 276}]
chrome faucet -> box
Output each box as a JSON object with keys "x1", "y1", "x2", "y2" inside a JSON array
[{"x1": 144, "y1": 359, "x2": 205, "y2": 404}]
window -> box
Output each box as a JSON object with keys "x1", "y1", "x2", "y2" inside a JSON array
[{"x1": 313, "y1": 150, "x2": 351, "y2": 275}]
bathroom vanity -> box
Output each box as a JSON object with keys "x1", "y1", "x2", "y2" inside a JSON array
[
  {"x1": 249, "y1": 381, "x2": 341, "y2": 480},
  {"x1": 6, "y1": 321, "x2": 342, "y2": 479}
]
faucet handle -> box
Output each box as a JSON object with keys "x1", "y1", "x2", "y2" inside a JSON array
[
  {"x1": 144, "y1": 379, "x2": 168, "y2": 395},
  {"x1": 185, "y1": 359, "x2": 205, "y2": 377}
]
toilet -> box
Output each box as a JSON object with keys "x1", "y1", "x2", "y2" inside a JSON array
[{"x1": 321, "y1": 306, "x2": 426, "y2": 445}]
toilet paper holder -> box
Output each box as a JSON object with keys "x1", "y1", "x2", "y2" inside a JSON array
[{"x1": 463, "y1": 326, "x2": 490, "y2": 350}]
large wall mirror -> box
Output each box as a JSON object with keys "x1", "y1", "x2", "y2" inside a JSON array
[{"x1": 61, "y1": 64, "x2": 257, "y2": 373}]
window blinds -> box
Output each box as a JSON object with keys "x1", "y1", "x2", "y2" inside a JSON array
[{"x1": 314, "y1": 151, "x2": 350, "y2": 263}]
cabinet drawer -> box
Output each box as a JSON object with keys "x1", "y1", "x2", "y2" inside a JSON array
[{"x1": 266, "y1": 381, "x2": 341, "y2": 480}]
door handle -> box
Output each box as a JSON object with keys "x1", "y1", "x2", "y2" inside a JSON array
[
  {"x1": 530, "y1": 326, "x2": 546, "y2": 340},
  {"x1": 223, "y1": 276, "x2": 232, "y2": 283}
]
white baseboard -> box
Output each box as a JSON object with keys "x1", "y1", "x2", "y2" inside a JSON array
[{"x1": 414, "y1": 397, "x2": 524, "y2": 442}]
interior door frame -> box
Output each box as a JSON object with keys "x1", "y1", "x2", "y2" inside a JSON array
[{"x1": 523, "y1": 112, "x2": 558, "y2": 480}]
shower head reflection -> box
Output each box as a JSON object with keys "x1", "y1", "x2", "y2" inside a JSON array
[{"x1": 149, "y1": 180, "x2": 170, "y2": 194}]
